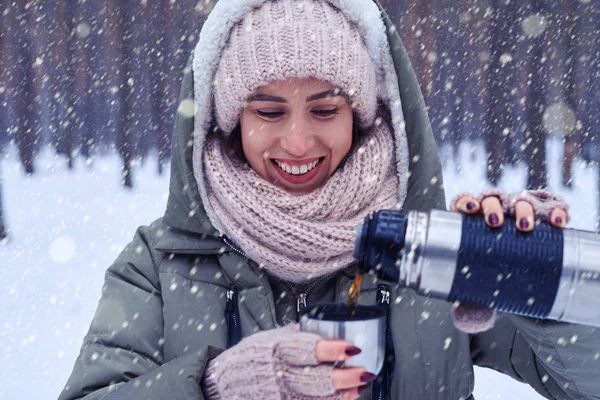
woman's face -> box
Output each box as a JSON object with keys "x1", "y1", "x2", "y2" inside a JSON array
[{"x1": 239, "y1": 78, "x2": 354, "y2": 195}]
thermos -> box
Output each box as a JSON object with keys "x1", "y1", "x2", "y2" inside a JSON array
[{"x1": 354, "y1": 209, "x2": 600, "y2": 327}]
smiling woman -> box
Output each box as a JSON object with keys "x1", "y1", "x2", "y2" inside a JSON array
[
  {"x1": 239, "y1": 78, "x2": 354, "y2": 193},
  {"x1": 57, "y1": 0, "x2": 600, "y2": 399}
]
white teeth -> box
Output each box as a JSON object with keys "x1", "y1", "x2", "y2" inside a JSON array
[{"x1": 274, "y1": 159, "x2": 321, "y2": 175}]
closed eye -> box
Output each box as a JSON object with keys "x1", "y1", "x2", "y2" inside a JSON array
[
  {"x1": 313, "y1": 109, "x2": 339, "y2": 117},
  {"x1": 256, "y1": 110, "x2": 284, "y2": 119}
]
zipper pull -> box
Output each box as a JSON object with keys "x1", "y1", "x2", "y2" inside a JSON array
[
  {"x1": 226, "y1": 289, "x2": 234, "y2": 311},
  {"x1": 378, "y1": 285, "x2": 390, "y2": 305},
  {"x1": 296, "y1": 293, "x2": 307, "y2": 321},
  {"x1": 297, "y1": 293, "x2": 307, "y2": 312}
]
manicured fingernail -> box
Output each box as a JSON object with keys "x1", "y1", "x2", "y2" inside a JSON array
[
  {"x1": 466, "y1": 202, "x2": 476, "y2": 211},
  {"x1": 519, "y1": 217, "x2": 530, "y2": 230},
  {"x1": 488, "y1": 213, "x2": 499, "y2": 226},
  {"x1": 360, "y1": 372, "x2": 377, "y2": 383},
  {"x1": 358, "y1": 385, "x2": 368, "y2": 395},
  {"x1": 555, "y1": 216, "x2": 563, "y2": 226},
  {"x1": 345, "y1": 346, "x2": 362, "y2": 356}
]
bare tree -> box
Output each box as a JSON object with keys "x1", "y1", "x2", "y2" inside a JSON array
[
  {"x1": 521, "y1": 0, "x2": 548, "y2": 190},
  {"x1": 51, "y1": 0, "x2": 78, "y2": 169},
  {"x1": 0, "y1": 0, "x2": 9, "y2": 240},
  {"x1": 10, "y1": 1, "x2": 42, "y2": 175},
  {"x1": 106, "y1": 0, "x2": 135, "y2": 188},
  {"x1": 484, "y1": 0, "x2": 519, "y2": 186},
  {"x1": 0, "y1": 161, "x2": 6, "y2": 240},
  {"x1": 74, "y1": 1, "x2": 97, "y2": 167}
]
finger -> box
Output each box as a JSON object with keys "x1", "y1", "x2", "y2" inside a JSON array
[
  {"x1": 514, "y1": 200, "x2": 534, "y2": 232},
  {"x1": 339, "y1": 385, "x2": 368, "y2": 400},
  {"x1": 454, "y1": 195, "x2": 480, "y2": 214},
  {"x1": 481, "y1": 196, "x2": 504, "y2": 227},
  {"x1": 315, "y1": 340, "x2": 361, "y2": 363},
  {"x1": 550, "y1": 207, "x2": 567, "y2": 228},
  {"x1": 332, "y1": 367, "x2": 376, "y2": 390}
]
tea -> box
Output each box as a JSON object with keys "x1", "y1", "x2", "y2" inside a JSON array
[{"x1": 345, "y1": 272, "x2": 363, "y2": 316}]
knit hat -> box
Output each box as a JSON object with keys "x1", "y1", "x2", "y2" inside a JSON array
[{"x1": 213, "y1": 0, "x2": 378, "y2": 133}]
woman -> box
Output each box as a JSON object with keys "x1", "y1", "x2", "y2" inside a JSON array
[{"x1": 58, "y1": 0, "x2": 598, "y2": 399}]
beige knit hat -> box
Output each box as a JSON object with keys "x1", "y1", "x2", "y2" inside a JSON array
[{"x1": 213, "y1": 0, "x2": 378, "y2": 133}]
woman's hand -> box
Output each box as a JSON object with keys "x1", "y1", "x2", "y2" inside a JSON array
[
  {"x1": 315, "y1": 340, "x2": 375, "y2": 400},
  {"x1": 202, "y1": 325, "x2": 375, "y2": 400},
  {"x1": 451, "y1": 189, "x2": 569, "y2": 231},
  {"x1": 449, "y1": 190, "x2": 570, "y2": 333}
]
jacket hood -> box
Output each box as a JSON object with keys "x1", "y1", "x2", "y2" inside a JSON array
[{"x1": 161, "y1": 0, "x2": 445, "y2": 243}]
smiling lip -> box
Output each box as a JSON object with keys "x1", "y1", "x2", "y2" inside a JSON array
[
  {"x1": 273, "y1": 157, "x2": 321, "y2": 166},
  {"x1": 271, "y1": 157, "x2": 324, "y2": 185}
]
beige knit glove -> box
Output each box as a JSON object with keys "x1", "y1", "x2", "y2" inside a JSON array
[
  {"x1": 202, "y1": 324, "x2": 340, "y2": 400},
  {"x1": 450, "y1": 189, "x2": 569, "y2": 333}
]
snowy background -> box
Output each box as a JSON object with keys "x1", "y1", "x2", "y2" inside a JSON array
[{"x1": 1, "y1": 137, "x2": 596, "y2": 400}]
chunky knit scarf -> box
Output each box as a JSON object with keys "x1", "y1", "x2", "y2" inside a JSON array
[{"x1": 202, "y1": 122, "x2": 400, "y2": 283}]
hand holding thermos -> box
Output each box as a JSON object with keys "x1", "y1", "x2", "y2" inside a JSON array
[{"x1": 355, "y1": 190, "x2": 600, "y2": 329}]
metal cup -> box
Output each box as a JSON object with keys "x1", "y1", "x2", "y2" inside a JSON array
[{"x1": 299, "y1": 303, "x2": 386, "y2": 375}]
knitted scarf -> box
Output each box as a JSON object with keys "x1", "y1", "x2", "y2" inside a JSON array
[{"x1": 202, "y1": 122, "x2": 400, "y2": 283}]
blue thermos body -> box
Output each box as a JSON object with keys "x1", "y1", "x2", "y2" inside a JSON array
[{"x1": 354, "y1": 210, "x2": 600, "y2": 327}]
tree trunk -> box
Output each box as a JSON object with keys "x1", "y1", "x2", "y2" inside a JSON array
[
  {"x1": 560, "y1": 0, "x2": 578, "y2": 188},
  {"x1": 0, "y1": 162, "x2": 7, "y2": 240},
  {"x1": 523, "y1": 0, "x2": 548, "y2": 190},
  {"x1": 114, "y1": 0, "x2": 135, "y2": 188},
  {"x1": 11, "y1": 2, "x2": 40, "y2": 175},
  {"x1": 53, "y1": 0, "x2": 77, "y2": 168},
  {"x1": 122, "y1": 155, "x2": 133, "y2": 189},
  {"x1": 485, "y1": 0, "x2": 518, "y2": 186}
]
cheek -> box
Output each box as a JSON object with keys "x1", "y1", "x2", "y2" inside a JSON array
[
  {"x1": 240, "y1": 117, "x2": 271, "y2": 175},
  {"x1": 334, "y1": 116, "x2": 354, "y2": 156},
  {"x1": 325, "y1": 117, "x2": 353, "y2": 174}
]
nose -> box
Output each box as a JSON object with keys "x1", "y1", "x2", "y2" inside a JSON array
[{"x1": 280, "y1": 120, "x2": 314, "y2": 157}]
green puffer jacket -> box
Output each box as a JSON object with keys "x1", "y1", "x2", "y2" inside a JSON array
[{"x1": 58, "y1": 0, "x2": 600, "y2": 399}]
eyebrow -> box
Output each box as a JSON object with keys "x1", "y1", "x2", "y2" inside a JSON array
[
  {"x1": 247, "y1": 89, "x2": 343, "y2": 103},
  {"x1": 247, "y1": 94, "x2": 287, "y2": 103},
  {"x1": 306, "y1": 89, "x2": 342, "y2": 102}
]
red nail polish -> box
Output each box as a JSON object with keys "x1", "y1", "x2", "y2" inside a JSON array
[
  {"x1": 466, "y1": 202, "x2": 476, "y2": 211},
  {"x1": 555, "y1": 216, "x2": 563, "y2": 226},
  {"x1": 358, "y1": 385, "x2": 368, "y2": 395},
  {"x1": 360, "y1": 372, "x2": 377, "y2": 383},
  {"x1": 519, "y1": 217, "x2": 530, "y2": 230},
  {"x1": 488, "y1": 213, "x2": 499, "y2": 226},
  {"x1": 345, "y1": 346, "x2": 362, "y2": 356}
]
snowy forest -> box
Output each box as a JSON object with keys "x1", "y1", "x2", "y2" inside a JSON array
[
  {"x1": 1, "y1": 1, "x2": 600, "y2": 399},
  {"x1": 1, "y1": 0, "x2": 599, "y2": 236}
]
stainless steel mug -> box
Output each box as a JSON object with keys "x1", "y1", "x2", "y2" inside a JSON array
[{"x1": 299, "y1": 303, "x2": 386, "y2": 375}]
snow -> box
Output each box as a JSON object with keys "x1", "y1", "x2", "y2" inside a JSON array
[{"x1": 0, "y1": 137, "x2": 596, "y2": 399}]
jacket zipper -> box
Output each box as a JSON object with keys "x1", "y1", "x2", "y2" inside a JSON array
[
  {"x1": 223, "y1": 235, "x2": 310, "y2": 323},
  {"x1": 291, "y1": 272, "x2": 334, "y2": 321},
  {"x1": 372, "y1": 283, "x2": 392, "y2": 400},
  {"x1": 221, "y1": 236, "x2": 246, "y2": 348},
  {"x1": 295, "y1": 262, "x2": 361, "y2": 320},
  {"x1": 226, "y1": 287, "x2": 242, "y2": 347},
  {"x1": 222, "y1": 236, "x2": 247, "y2": 258}
]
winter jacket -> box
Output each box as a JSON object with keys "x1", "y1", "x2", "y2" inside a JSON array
[{"x1": 58, "y1": 0, "x2": 600, "y2": 399}]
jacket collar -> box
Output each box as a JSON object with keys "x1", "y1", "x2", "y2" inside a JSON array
[{"x1": 154, "y1": 225, "x2": 223, "y2": 254}]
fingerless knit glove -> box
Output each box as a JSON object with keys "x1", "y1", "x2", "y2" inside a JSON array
[{"x1": 202, "y1": 324, "x2": 340, "y2": 400}]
